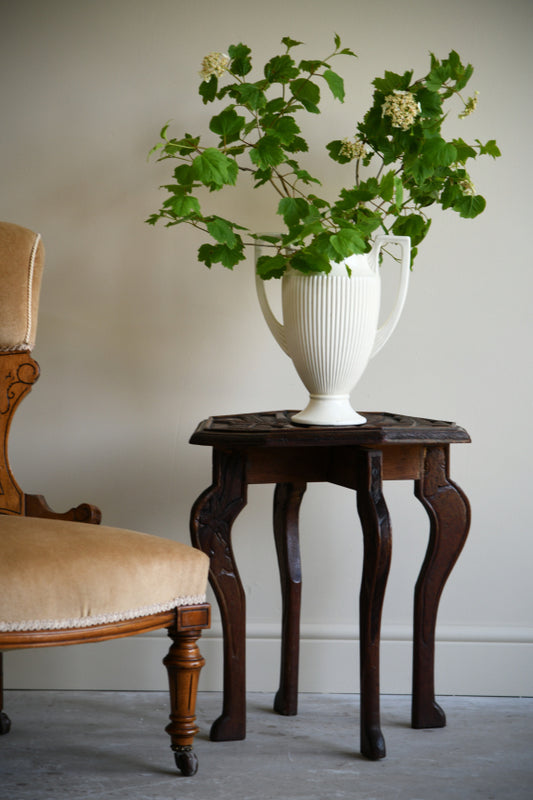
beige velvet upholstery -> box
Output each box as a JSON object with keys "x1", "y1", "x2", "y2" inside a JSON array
[
  {"x1": 0, "y1": 221, "x2": 44, "y2": 352},
  {"x1": 0, "y1": 516, "x2": 209, "y2": 632}
]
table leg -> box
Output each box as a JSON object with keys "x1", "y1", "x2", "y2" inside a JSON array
[
  {"x1": 190, "y1": 449, "x2": 248, "y2": 741},
  {"x1": 356, "y1": 449, "x2": 392, "y2": 760},
  {"x1": 273, "y1": 481, "x2": 307, "y2": 716},
  {"x1": 413, "y1": 445, "x2": 471, "y2": 728}
]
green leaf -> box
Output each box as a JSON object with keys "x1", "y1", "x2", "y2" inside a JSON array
[
  {"x1": 282, "y1": 36, "x2": 304, "y2": 50},
  {"x1": 323, "y1": 69, "x2": 345, "y2": 102},
  {"x1": 476, "y1": 139, "x2": 501, "y2": 158},
  {"x1": 209, "y1": 108, "x2": 246, "y2": 143},
  {"x1": 416, "y1": 87, "x2": 443, "y2": 119},
  {"x1": 173, "y1": 164, "x2": 194, "y2": 185},
  {"x1": 228, "y1": 43, "x2": 252, "y2": 76},
  {"x1": 379, "y1": 170, "x2": 395, "y2": 202},
  {"x1": 292, "y1": 219, "x2": 324, "y2": 240},
  {"x1": 452, "y1": 138, "x2": 477, "y2": 163},
  {"x1": 351, "y1": 208, "x2": 382, "y2": 236},
  {"x1": 426, "y1": 53, "x2": 451, "y2": 90},
  {"x1": 147, "y1": 141, "x2": 166, "y2": 159},
  {"x1": 298, "y1": 60, "x2": 325, "y2": 73},
  {"x1": 206, "y1": 216, "x2": 238, "y2": 247},
  {"x1": 264, "y1": 54, "x2": 299, "y2": 84},
  {"x1": 290, "y1": 78, "x2": 321, "y2": 113},
  {"x1": 404, "y1": 157, "x2": 433, "y2": 183},
  {"x1": 373, "y1": 70, "x2": 413, "y2": 94},
  {"x1": 263, "y1": 97, "x2": 286, "y2": 114},
  {"x1": 198, "y1": 241, "x2": 245, "y2": 269},
  {"x1": 422, "y1": 136, "x2": 457, "y2": 167},
  {"x1": 393, "y1": 176, "x2": 404, "y2": 210},
  {"x1": 256, "y1": 254, "x2": 287, "y2": 279},
  {"x1": 336, "y1": 179, "x2": 379, "y2": 208},
  {"x1": 199, "y1": 76, "x2": 218, "y2": 103},
  {"x1": 191, "y1": 148, "x2": 238, "y2": 189},
  {"x1": 159, "y1": 122, "x2": 171, "y2": 140},
  {"x1": 287, "y1": 162, "x2": 321, "y2": 185},
  {"x1": 308, "y1": 193, "x2": 329, "y2": 208},
  {"x1": 252, "y1": 167, "x2": 273, "y2": 187},
  {"x1": 278, "y1": 197, "x2": 311, "y2": 227},
  {"x1": 454, "y1": 194, "x2": 486, "y2": 218},
  {"x1": 252, "y1": 233, "x2": 282, "y2": 244},
  {"x1": 230, "y1": 82, "x2": 267, "y2": 110},
  {"x1": 176, "y1": 134, "x2": 201, "y2": 155},
  {"x1": 329, "y1": 228, "x2": 367, "y2": 258},
  {"x1": 392, "y1": 214, "x2": 430, "y2": 246},
  {"x1": 326, "y1": 140, "x2": 352, "y2": 165},
  {"x1": 440, "y1": 180, "x2": 463, "y2": 210},
  {"x1": 267, "y1": 115, "x2": 301, "y2": 146},
  {"x1": 250, "y1": 135, "x2": 285, "y2": 169},
  {"x1": 291, "y1": 246, "x2": 332, "y2": 274},
  {"x1": 164, "y1": 193, "x2": 201, "y2": 217},
  {"x1": 224, "y1": 144, "x2": 246, "y2": 156}
]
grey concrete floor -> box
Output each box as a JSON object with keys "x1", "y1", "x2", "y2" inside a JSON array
[{"x1": 0, "y1": 692, "x2": 532, "y2": 800}]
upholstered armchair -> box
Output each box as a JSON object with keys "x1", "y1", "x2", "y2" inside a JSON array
[{"x1": 0, "y1": 221, "x2": 210, "y2": 776}]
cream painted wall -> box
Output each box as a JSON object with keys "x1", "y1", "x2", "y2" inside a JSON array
[{"x1": 1, "y1": 0, "x2": 532, "y2": 696}]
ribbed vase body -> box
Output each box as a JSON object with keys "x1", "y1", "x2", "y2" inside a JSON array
[
  {"x1": 283, "y1": 269, "x2": 380, "y2": 424},
  {"x1": 255, "y1": 235, "x2": 410, "y2": 426},
  {"x1": 283, "y1": 261, "x2": 379, "y2": 425}
]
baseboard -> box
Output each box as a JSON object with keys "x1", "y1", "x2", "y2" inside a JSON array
[{"x1": 4, "y1": 623, "x2": 532, "y2": 696}]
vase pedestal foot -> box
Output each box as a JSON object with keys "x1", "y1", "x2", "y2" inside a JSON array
[{"x1": 291, "y1": 395, "x2": 366, "y2": 427}]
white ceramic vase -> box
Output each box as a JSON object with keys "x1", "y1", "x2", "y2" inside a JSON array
[{"x1": 255, "y1": 234, "x2": 411, "y2": 426}]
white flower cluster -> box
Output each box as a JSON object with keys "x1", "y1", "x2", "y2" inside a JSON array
[
  {"x1": 339, "y1": 136, "x2": 367, "y2": 160},
  {"x1": 199, "y1": 52, "x2": 230, "y2": 81},
  {"x1": 382, "y1": 90, "x2": 421, "y2": 130},
  {"x1": 459, "y1": 177, "x2": 475, "y2": 196},
  {"x1": 459, "y1": 91, "x2": 479, "y2": 119}
]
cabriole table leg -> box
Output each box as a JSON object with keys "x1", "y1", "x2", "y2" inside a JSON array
[
  {"x1": 412, "y1": 445, "x2": 471, "y2": 728},
  {"x1": 190, "y1": 449, "x2": 248, "y2": 741},
  {"x1": 356, "y1": 449, "x2": 392, "y2": 760},
  {"x1": 273, "y1": 481, "x2": 307, "y2": 716}
]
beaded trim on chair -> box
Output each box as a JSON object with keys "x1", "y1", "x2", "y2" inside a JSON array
[
  {"x1": 23, "y1": 231, "x2": 41, "y2": 349},
  {"x1": 0, "y1": 593, "x2": 207, "y2": 632},
  {"x1": 0, "y1": 344, "x2": 32, "y2": 352}
]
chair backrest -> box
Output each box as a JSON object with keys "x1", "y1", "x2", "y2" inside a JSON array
[{"x1": 0, "y1": 221, "x2": 44, "y2": 353}]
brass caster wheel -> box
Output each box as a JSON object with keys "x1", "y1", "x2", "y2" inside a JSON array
[
  {"x1": 174, "y1": 747, "x2": 199, "y2": 776},
  {"x1": 0, "y1": 711, "x2": 11, "y2": 735}
]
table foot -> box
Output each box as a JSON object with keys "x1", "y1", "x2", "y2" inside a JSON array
[
  {"x1": 361, "y1": 725, "x2": 387, "y2": 760},
  {"x1": 413, "y1": 445, "x2": 470, "y2": 729},
  {"x1": 412, "y1": 699, "x2": 446, "y2": 730},
  {"x1": 210, "y1": 714, "x2": 246, "y2": 742},
  {"x1": 273, "y1": 690, "x2": 297, "y2": 716}
]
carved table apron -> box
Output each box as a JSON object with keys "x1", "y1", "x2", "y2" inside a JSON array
[{"x1": 189, "y1": 411, "x2": 471, "y2": 759}]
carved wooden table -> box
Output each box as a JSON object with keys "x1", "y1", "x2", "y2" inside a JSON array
[{"x1": 189, "y1": 411, "x2": 471, "y2": 760}]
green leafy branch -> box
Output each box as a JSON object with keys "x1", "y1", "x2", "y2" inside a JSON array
[{"x1": 147, "y1": 38, "x2": 500, "y2": 277}]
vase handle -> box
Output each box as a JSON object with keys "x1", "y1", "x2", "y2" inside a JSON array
[
  {"x1": 370, "y1": 235, "x2": 411, "y2": 358},
  {"x1": 255, "y1": 242, "x2": 289, "y2": 355}
]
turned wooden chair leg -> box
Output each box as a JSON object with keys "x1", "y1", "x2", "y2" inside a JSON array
[
  {"x1": 163, "y1": 624, "x2": 206, "y2": 776},
  {"x1": 0, "y1": 653, "x2": 11, "y2": 734}
]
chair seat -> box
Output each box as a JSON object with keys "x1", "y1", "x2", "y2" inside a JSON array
[{"x1": 0, "y1": 515, "x2": 209, "y2": 632}]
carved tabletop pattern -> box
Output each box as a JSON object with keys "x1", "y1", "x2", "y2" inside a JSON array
[{"x1": 190, "y1": 410, "x2": 470, "y2": 448}]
